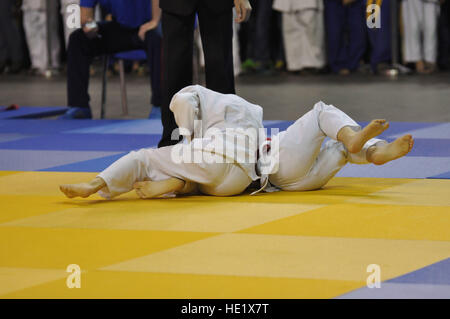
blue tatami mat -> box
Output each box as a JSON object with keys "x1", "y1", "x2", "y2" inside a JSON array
[
  {"x1": 0, "y1": 119, "x2": 126, "y2": 134},
  {"x1": 429, "y1": 171, "x2": 450, "y2": 179},
  {"x1": 0, "y1": 149, "x2": 122, "y2": 171},
  {"x1": 0, "y1": 133, "x2": 160, "y2": 151},
  {"x1": 0, "y1": 119, "x2": 449, "y2": 178},
  {"x1": 389, "y1": 258, "x2": 450, "y2": 285},
  {"x1": 339, "y1": 258, "x2": 450, "y2": 299},
  {"x1": 0, "y1": 106, "x2": 68, "y2": 119},
  {"x1": 336, "y1": 157, "x2": 450, "y2": 179},
  {"x1": 41, "y1": 152, "x2": 128, "y2": 172},
  {"x1": 338, "y1": 283, "x2": 450, "y2": 299},
  {"x1": 67, "y1": 119, "x2": 163, "y2": 135}
]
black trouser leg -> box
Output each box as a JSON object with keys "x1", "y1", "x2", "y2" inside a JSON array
[
  {"x1": 144, "y1": 29, "x2": 162, "y2": 107},
  {"x1": 159, "y1": 11, "x2": 195, "y2": 147},
  {"x1": 67, "y1": 21, "x2": 147, "y2": 109},
  {"x1": 0, "y1": 28, "x2": 6, "y2": 65},
  {"x1": 198, "y1": 6, "x2": 235, "y2": 94},
  {"x1": 0, "y1": 0, "x2": 23, "y2": 65},
  {"x1": 67, "y1": 29, "x2": 100, "y2": 109},
  {"x1": 271, "y1": 10, "x2": 285, "y2": 63},
  {"x1": 438, "y1": 2, "x2": 450, "y2": 69},
  {"x1": 252, "y1": 0, "x2": 273, "y2": 65}
]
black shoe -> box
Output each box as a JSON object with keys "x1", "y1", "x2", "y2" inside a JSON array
[
  {"x1": 253, "y1": 65, "x2": 275, "y2": 76},
  {"x1": 59, "y1": 107, "x2": 93, "y2": 119},
  {"x1": 9, "y1": 61, "x2": 22, "y2": 74},
  {"x1": 299, "y1": 68, "x2": 321, "y2": 76}
]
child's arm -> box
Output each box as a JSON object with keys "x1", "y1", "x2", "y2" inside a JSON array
[{"x1": 133, "y1": 178, "x2": 186, "y2": 199}]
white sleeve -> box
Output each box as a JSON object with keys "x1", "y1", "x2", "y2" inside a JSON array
[{"x1": 169, "y1": 91, "x2": 200, "y2": 139}]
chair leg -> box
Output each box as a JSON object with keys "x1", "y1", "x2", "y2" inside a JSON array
[
  {"x1": 119, "y1": 59, "x2": 129, "y2": 116},
  {"x1": 100, "y1": 55, "x2": 108, "y2": 119}
]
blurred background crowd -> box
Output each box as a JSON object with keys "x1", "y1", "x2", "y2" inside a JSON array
[{"x1": 1, "y1": 0, "x2": 449, "y2": 78}]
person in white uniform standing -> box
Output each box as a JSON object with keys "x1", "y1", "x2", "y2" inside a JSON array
[
  {"x1": 60, "y1": 85, "x2": 265, "y2": 199},
  {"x1": 402, "y1": 0, "x2": 441, "y2": 74},
  {"x1": 273, "y1": 0, "x2": 325, "y2": 73},
  {"x1": 22, "y1": 0, "x2": 61, "y2": 75}
]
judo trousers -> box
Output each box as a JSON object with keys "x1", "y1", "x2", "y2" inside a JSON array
[
  {"x1": 402, "y1": 0, "x2": 440, "y2": 63},
  {"x1": 97, "y1": 145, "x2": 252, "y2": 198},
  {"x1": 269, "y1": 101, "x2": 383, "y2": 191}
]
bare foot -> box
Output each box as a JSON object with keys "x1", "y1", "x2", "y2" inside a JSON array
[
  {"x1": 368, "y1": 135, "x2": 414, "y2": 165},
  {"x1": 60, "y1": 177, "x2": 106, "y2": 199},
  {"x1": 60, "y1": 183, "x2": 97, "y2": 199},
  {"x1": 341, "y1": 119, "x2": 390, "y2": 153},
  {"x1": 416, "y1": 60, "x2": 427, "y2": 74}
]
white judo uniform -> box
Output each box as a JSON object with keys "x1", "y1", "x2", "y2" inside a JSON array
[
  {"x1": 402, "y1": 0, "x2": 441, "y2": 64},
  {"x1": 268, "y1": 101, "x2": 383, "y2": 191},
  {"x1": 273, "y1": 0, "x2": 325, "y2": 71},
  {"x1": 22, "y1": 0, "x2": 61, "y2": 72},
  {"x1": 98, "y1": 85, "x2": 265, "y2": 198}
]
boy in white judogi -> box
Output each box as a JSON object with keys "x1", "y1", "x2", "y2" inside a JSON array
[
  {"x1": 61, "y1": 85, "x2": 265, "y2": 199},
  {"x1": 265, "y1": 102, "x2": 414, "y2": 192},
  {"x1": 273, "y1": 0, "x2": 325, "y2": 72},
  {"x1": 402, "y1": 0, "x2": 441, "y2": 73}
]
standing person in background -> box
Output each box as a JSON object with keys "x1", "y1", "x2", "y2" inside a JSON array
[
  {"x1": 324, "y1": 0, "x2": 367, "y2": 75},
  {"x1": 22, "y1": 0, "x2": 61, "y2": 76},
  {"x1": 61, "y1": 0, "x2": 162, "y2": 119},
  {"x1": 273, "y1": 0, "x2": 325, "y2": 74},
  {"x1": 251, "y1": 0, "x2": 285, "y2": 74},
  {"x1": 402, "y1": 0, "x2": 441, "y2": 74},
  {"x1": 238, "y1": 0, "x2": 257, "y2": 73},
  {"x1": 0, "y1": 0, "x2": 24, "y2": 74},
  {"x1": 438, "y1": 0, "x2": 449, "y2": 70},
  {"x1": 158, "y1": 0, "x2": 252, "y2": 148},
  {"x1": 366, "y1": 0, "x2": 393, "y2": 74}
]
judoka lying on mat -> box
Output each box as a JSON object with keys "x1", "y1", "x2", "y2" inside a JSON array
[{"x1": 60, "y1": 86, "x2": 414, "y2": 199}]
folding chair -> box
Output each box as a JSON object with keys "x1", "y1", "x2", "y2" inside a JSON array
[{"x1": 100, "y1": 50, "x2": 147, "y2": 119}]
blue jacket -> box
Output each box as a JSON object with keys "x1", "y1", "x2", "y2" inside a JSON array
[{"x1": 80, "y1": 0, "x2": 152, "y2": 28}]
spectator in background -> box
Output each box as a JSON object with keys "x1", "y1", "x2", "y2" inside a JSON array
[
  {"x1": 402, "y1": 0, "x2": 441, "y2": 74},
  {"x1": 324, "y1": 0, "x2": 367, "y2": 75},
  {"x1": 0, "y1": 0, "x2": 24, "y2": 74},
  {"x1": 22, "y1": 0, "x2": 61, "y2": 75},
  {"x1": 238, "y1": 0, "x2": 257, "y2": 72},
  {"x1": 273, "y1": 0, "x2": 325, "y2": 74},
  {"x1": 251, "y1": 0, "x2": 285, "y2": 74},
  {"x1": 158, "y1": 0, "x2": 252, "y2": 147},
  {"x1": 438, "y1": 0, "x2": 449, "y2": 70},
  {"x1": 366, "y1": 0, "x2": 393, "y2": 74},
  {"x1": 61, "y1": 0, "x2": 162, "y2": 119}
]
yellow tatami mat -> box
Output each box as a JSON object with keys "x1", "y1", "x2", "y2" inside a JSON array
[{"x1": 0, "y1": 171, "x2": 449, "y2": 298}]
